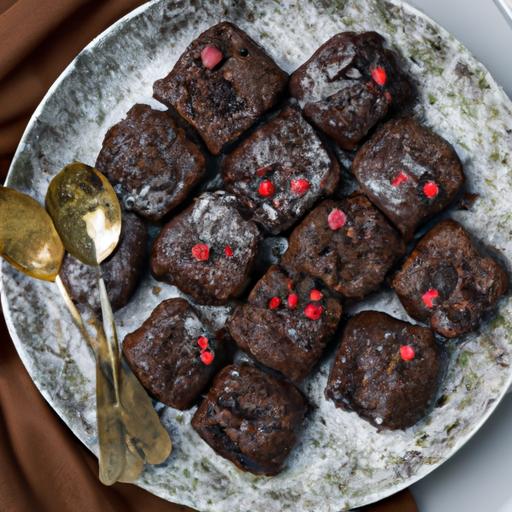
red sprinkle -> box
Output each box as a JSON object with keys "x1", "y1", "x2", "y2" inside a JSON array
[
  {"x1": 258, "y1": 179, "x2": 276, "y2": 197},
  {"x1": 197, "y1": 336, "x2": 209, "y2": 351},
  {"x1": 287, "y1": 279, "x2": 294, "y2": 291},
  {"x1": 200, "y1": 350, "x2": 215, "y2": 365},
  {"x1": 384, "y1": 91, "x2": 393, "y2": 104},
  {"x1": 328, "y1": 208, "x2": 347, "y2": 230},
  {"x1": 287, "y1": 293, "x2": 299, "y2": 309},
  {"x1": 422, "y1": 288, "x2": 439, "y2": 308},
  {"x1": 304, "y1": 303, "x2": 323, "y2": 320},
  {"x1": 201, "y1": 46, "x2": 223, "y2": 69},
  {"x1": 224, "y1": 245, "x2": 234, "y2": 257},
  {"x1": 423, "y1": 181, "x2": 439, "y2": 199},
  {"x1": 400, "y1": 345, "x2": 416, "y2": 362},
  {"x1": 268, "y1": 296, "x2": 282, "y2": 310},
  {"x1": 310, "y1": 289, "x2": 323, "y2": 301},
  {"x1": 391, "y1": 170, "x2": 409, "y2": 187},
  {"x1": 371, "y1": 66, "x2": 387, "y2": 86},
  {"x1": 256, "y1": 166, "x2": 269, "y2": 177},
  {"x1": 192, "y1": 243, "x2": 210, "y2": 261},
  {"x1": 290, "y1": 178, "x2": 311, "y2": 196}
]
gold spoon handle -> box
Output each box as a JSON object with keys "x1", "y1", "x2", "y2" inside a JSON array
[
  {"x1": 117, "y1": 436, "x2": 145, "y2": 483},
  {"x1": 55, "y1": 275, "x2": 126, "y2": 485},
  {"x1": 97, "y1": 274, "x2": 121, "y2": 406},
  {"x1": 95, "y1": 271, "x2": 172, "y2": 465},
  {"x1": 118, "y1": 357, "x2": 172, "y2": 465},
  {"x1": 95, "y1": 353, "x2": 126, "y2": 485},
  {"x1": 55, "y1": 275, "x2": 96, "y2": 351},
  {"x1": 58, "y1": 273, "x2": 171, "y2": 473}
]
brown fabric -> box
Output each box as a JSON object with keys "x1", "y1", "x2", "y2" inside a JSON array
[
  {"x1": 0, "y1": 0, "x2": 144, "y2": 155},
  {"x1": 0, "y1": 312, "x2": 193, "y2": 512},
  {"x1": 0, "y1": 2, "x2": 418, "y2": 511}
]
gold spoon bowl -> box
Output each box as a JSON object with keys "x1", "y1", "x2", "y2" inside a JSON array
[
  {"x1": 45, "y1": 162, "x2": 121, "y2": 266},
  {"x1": 0, "y1": 187, "x2": 64, "y2": 281}
]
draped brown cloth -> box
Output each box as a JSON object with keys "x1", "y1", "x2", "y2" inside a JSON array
[{"x1": 0, "y1": 1, "x2": 418, "y2": 511}]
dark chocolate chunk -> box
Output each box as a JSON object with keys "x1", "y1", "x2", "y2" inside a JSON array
[
  {"x1": 290, "y1": 31, "x2": 412, "y2": 150},
  {"x1": 222, "y1": 105, "x2": 340, "y2": 234},
  {"x1": 192, "y1": 364, "x2": 307, "y2": 475},
  {"x1": 325, "y1": 311, "x2": 442, "y2": 430},
  {"x1": 282, "y1": 195, "x2": 404, "y2": 299},
  {"x1": 151, "y1": 191, "x2": 261, "y2": 305},
  {"x1": 392, "y1": 219, "x2": 508, "y2": 338},
  {"x1": 227, "y1": 265, "x2": 342, "y2": 382},
  {"x1": 352, "y1": 117, "x2": 465, "y2": 239},
  {"x1": 96, "y1": 104, "x2": 206, "y2": 222},
  {"x1": 122, "y1": 298, "x2": 228, "y2": 410},
  {"x1": 60, "y1": 211, "x2": 147, "y2": 313},
  {"x1": 153, "y1": 22, "x2": 288, "y2": 155}
]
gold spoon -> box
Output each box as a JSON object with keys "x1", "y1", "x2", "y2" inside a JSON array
[
  {"x1": 0, "y1": 188, "x2": 64, "y2": 281},
  {"x1": 45, "y1": 163, "x2": 172, "y2": 467},
  {"x1": 0, "y1": 186, "x2": 124, "y2": 484},
  {"x1": 1, "y1": 180, "x2": 171, "y2": 483}
]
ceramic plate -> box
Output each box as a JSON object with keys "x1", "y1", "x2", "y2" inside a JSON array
[{"x1": 2, "y1": 1, "x2": 512, "y2": 511}]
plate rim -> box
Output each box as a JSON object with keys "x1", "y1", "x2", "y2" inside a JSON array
[{"x1": 1, "y1": 0, "x2": 512, "y2": 509}]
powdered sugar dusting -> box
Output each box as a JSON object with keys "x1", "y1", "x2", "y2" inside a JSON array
[
  {"x1": 188, "y1": 191, "x2": 260, "y2": 262},
  {"x1": 184, "y1": 314, "x2": 204, "y2": 338},
  {"x1": 224, "y1": 106, "x2": 337, "y2": 233},
  {"x1": 299, "y1": 54, "x2": 357, "y2": 106}
]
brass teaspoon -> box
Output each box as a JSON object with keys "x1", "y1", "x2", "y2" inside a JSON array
[
  {"x1": 0, "y1": 186, "x2": 125, "y2": 484},
  {"x1": 45, "y1": 163, "x2": 172, "y2": 471}
]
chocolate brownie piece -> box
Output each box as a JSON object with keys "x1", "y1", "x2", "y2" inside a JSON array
[
  {"x1": 289, "y1": 31, "x2": 413, "y2": 150},
  {"x1": 222, "y1": 105, "x2": 340, "y2": 234},
  {"x1": 352, "y1": 118, "x2": 465, "y2": 240},
  {"x1": 191, "y1": 364, "x2": 307, "y2": 475},
  {"x1": 227, "y1": 265, "x2": 342, "y2": 382},
  {"x1": 151, "y1": 191, "x2": 260, "y2": 305},
  {"x1": 95, "y1": 104, "x2": 206, "y2": 222},
  {"x1": 282, "y1": 195, "x2": 404, "y2": 299},
  {"x1": 153, "y1": 22, "x2": 288, "y2": 155},
  {"x1": 325, "y1": 311, "x2": 442, "y2": 430},
  {"x1": 123, "y1": 298, "x2": 228, "y2": 410},
  {"x1": 392, "y1": 220, "x2": 508, "y2": 338},
  {"x1": 60, "y1": 211, "x2": 147, "y2": 313}
]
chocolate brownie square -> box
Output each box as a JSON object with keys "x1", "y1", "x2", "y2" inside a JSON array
[
  {"x1": 122, "y1": 298, "x2": 228, "y2": 410},
  {"x1": 95, "y1": 104, "x2": 206, "y2": 222},
  {"x1": 290, "y1": 31, "x2": 413, "y2": 150},
  {"x1": 227, "y1": 265, "x2": 342, "y2": 382},
  {"x1": 191, "y1": 364, "x2": 307, "y2": 475},
  {"x1": 392, "y1": 220, "x2": 508, "y2": 338},
  {"x1": 153, "y1": 22, "x2": 288, "y2": 155},
  {"x1": 151, "y1": 191, "x2": 261, "y2": 305},
  {"x1": 222, "y1": 105, "x2": 340, "y2": 234},
  {"x1": 325, "y1": 311, "x2": 442, "y2": 430},
  {"x1": 60, "y1": 211, "x2": 147, "y2": 313},
  {"x1": 352, "y1": 117, "x2": 465, "y2": 240},
  {"x1": 282, "y1": 195, "x2": 404, "y2": 299}
]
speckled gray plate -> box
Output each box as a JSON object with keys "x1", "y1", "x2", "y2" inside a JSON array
[{"x1": 2, "y1": 1, "x2": 512, "y2": 511}]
